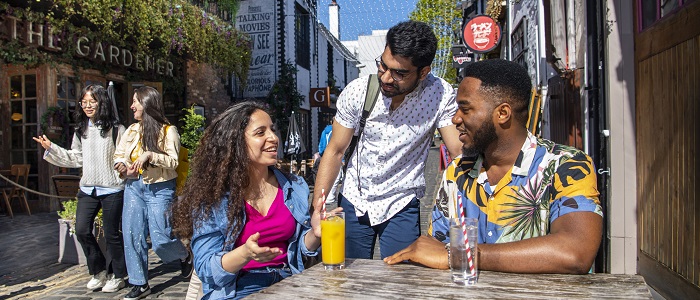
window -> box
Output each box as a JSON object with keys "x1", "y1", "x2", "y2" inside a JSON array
[
  {"x1": 639, "y1": 0, "x2": 691, "y2": 31},
  {"x1": 57, "y1": 76, "x2": 78, "y2": 143},
  {"x1": 8, "y1": 73, "x2": 39, "y2": 191},
  {"x1": 295, "y1": 3, "x2": 310, "y2": 69},
  {"x1": 512, "y1": 19, "x2": 527, "y2": 69}
]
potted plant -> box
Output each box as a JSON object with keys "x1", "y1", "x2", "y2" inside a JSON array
[{"x1": 57, "y1": 198, "x2": 107, "y2": 265}]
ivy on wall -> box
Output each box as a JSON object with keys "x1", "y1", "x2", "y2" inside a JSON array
[{"x1": 0, "y1": 0, "x2": 251, "y2": 83}]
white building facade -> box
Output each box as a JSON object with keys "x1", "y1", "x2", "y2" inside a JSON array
[{"x1": 233, "y1": 0, "x2": 360, "y2": 154}]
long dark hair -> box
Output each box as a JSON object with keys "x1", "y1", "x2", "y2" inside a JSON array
[
  {"x1": 75, "y1": 84, "x2": 120, "y2": 138},
  {"x1": 133, "y1": 86, "x2": 169, "y2": 154},
  {"x1": 172, "y1": 101, "x2": 271, "y2": 243}
]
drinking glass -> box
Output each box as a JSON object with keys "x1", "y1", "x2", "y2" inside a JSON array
[
  {"x1": 321, "y1": 211, "x2": 345, "y2": 270},
  {"x1": 449, "y1": 217, "x2": 478, "y2": 285}
]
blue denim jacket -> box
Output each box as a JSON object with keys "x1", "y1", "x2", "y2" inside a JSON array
[{"x1": 191, "y1": 168, "x2": 317, "y2": 299}]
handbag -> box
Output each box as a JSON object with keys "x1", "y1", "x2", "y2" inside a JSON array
[{"x1": 165, "y1": 125, "x2": 190, "y2": 193}]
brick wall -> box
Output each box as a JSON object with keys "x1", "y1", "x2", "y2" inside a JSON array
[{"x1": 185, "y1": 60, "x2": 233, "y2": 123}]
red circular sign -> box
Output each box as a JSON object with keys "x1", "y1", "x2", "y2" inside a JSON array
[{"x1": 463, "y1": 15, "x2": 501, "y2": 53}]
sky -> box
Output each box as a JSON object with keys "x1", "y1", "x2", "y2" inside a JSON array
[{"x1": 316, "y1": 0, "x2": 419, "y2": 41}]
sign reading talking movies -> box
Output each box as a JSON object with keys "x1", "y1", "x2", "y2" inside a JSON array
[{"x1": 237, "y1": 0, "x2": 276, "y2": 98}]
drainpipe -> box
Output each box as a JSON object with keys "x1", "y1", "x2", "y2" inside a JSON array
[{"x1": 585, "y1": 0, "x2": 608, "y2": 273}]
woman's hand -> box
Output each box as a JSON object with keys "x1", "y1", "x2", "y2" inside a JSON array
[
  {"x1": 114, "y1": 162, "x2": 128, "y2": 174},
  {"x1": 242, "y1": 232, "x2": 281, "y2": 263},
  {"x1": 32, "y1": 135, "x2": 52, "y2": 150},
  {"x1": 310, "y1": 204, "x2": 343, "y2": 239},
  {"x1": 130, "y1": 151, "x2": 152, "y2": 173}
]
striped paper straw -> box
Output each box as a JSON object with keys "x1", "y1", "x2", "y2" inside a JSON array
[
  {"x1": 457, "y1": 195, "x2": 476, "y2": 275},
  {"x1": 321, "y1": 188, "x2": 327, "y2": 216}
]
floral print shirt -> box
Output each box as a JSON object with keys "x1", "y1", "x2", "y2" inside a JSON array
[{"x1": 429, "y1": 132, "x2": 603, "y2": 244}]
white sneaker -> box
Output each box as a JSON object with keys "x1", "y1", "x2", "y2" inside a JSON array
[
  {"x1": 102, "y1": 274, "x2": 126, "y2": 292},
  {"x1": 86, "y1": 270, "x2": 107, "y2": 290}
]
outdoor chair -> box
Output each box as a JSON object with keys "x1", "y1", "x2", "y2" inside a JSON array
[
  {"x1": 52, "y1": 175, "x2": 81, "y2": 199},
  {"x1": 0, "y1": 164, "x2": 31, "y2": 218}
]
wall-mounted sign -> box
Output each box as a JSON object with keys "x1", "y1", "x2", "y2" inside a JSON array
[
  {"x1": 463, "y1": 15, "x2": 501, "y2": 54},
  {"x1": 237, "y1": 0, "x2": 277, "y2": 98},
  {"x1": 309, "y1": 87, "x2": 330, "y2": 108},
  {"x1": 0, "y1": 14, "x2": 175, "y2": 77},
  {"x1": 451, "y1": 45, "x2": 474, "y2": 68}
]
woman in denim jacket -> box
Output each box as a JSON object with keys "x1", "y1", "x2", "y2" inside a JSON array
[
  {"x1": 173, "y1": 102, "x2": 336, "y2": 299},
  {"x1": 113, "y1": 86, "x2": 191, "y2": 300}
]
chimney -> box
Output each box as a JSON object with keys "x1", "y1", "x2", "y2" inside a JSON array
[{"x1": 329, "y1": 0, "x2": 340, "y2": 39}]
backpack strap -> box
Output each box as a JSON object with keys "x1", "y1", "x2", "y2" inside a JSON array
[
  {"x1": 111, "y1": 126, "x2": 118, "y2": 146},
  {"x1": 342, "y1": 74, "x2": 380, "y2": 174}
]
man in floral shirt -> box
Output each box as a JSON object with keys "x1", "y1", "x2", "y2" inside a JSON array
[{"x1": 385, "y1": 59, "x2": 603, "y2": 274}]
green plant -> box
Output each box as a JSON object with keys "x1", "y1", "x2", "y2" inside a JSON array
[
  {"x1": 264, "y1": 61, "x2": 304, "y2": 136},
  {"x1": 180, "y1": 105, "x2": 206, "y2": 156},
  {"x1": 58, "y1": 198, "x2": 103, "y2": 235},
  {"x1": 410, "y1": 0, "x2": 462, "y2": 84},
  {"x1": 0, "y1": 1, "x2": 252, "y2": 83}
]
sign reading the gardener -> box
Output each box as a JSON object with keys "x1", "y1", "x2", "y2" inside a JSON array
[
  {"x1": 237, "y1": 0, "x2": 277, "y2": 98},
  {"x1": 462, "y1": 15, "x2": 501, "y2": 54},
  {"x1": 0, "y1": 15, "x2": 175, "y2": 77}
]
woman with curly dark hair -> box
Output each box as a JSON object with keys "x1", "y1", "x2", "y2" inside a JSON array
[
  {"x1": 172, "y1": 101, "x2": 334, "y2": 299},
  {"x1": 34, "y1": 84, "x2": 127, "y2": 293},
  {"x1": 113, "y1": 86, "x2": 192, "y2": 300}
]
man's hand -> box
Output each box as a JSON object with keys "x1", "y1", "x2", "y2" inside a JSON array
[{"x1": 383, "y1": 235, "x2": 449, "y2": 270}]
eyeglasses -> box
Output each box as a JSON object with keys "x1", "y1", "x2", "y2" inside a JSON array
[
  {"x1": 80, "y1": 101, "x2": 98, "y2": 108},
  {"x1": 375, "y1": 56, "x2": 415, "y2": 82}
]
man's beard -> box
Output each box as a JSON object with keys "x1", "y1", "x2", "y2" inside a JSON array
[
  {"x1": 378, "y1": 76, "x2": 420, "y2": 98},
  {"x1": 462, "y1": 119, "x2": 497, "y2": 158}
]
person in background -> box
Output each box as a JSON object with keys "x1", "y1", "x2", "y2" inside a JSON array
[
  {"x1": 113, "y1": 86, "x2": 192, "y2": 300},
  {"x1": 171, "y1": 101, "x2": 334, "y2": 299},
  {"x1": 34, "y1": 84, "x2": 127, "y2": 293},
  {"x1": 318, "y1": 119, "x2": 333, "y2": 156},
  {"x1": 385, "y1": 59, "x2": 603, "y2": 274},
  {"x1": 316, "y1": 119, "x2": 341, "y2": 203},
  {"x1": 312, "y1": 20, "x2": 463, "y2": 259}
]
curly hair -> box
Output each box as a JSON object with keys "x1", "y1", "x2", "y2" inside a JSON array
[
  {"x1": 74, "y1": 84, "x2": 120, "y2": 138},
  {"x1": 462, "y1": 59, "x2": 533, "y2": 125},
  {"x1": 385, "y1": 20, "x2": 438, "y2": 69},
  {"x1": 133, "y1": 86, "x2": 170, "y2": 155},
  {"x1": 172, "y1": 101, "x2": 271, "y2": 243}
]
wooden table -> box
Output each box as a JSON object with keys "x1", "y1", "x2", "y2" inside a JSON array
[{"x1": 249, "y1": 259, "x2": 651, "y2": 299}]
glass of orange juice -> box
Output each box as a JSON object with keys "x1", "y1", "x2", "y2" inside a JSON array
[{"x1": 321, "y1": 211, "x2": 345, "y2": 270}]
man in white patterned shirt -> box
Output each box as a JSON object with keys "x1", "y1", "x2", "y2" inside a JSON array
[{"x1": 311, "y1": 21, "x2": 462, "y2": 259}]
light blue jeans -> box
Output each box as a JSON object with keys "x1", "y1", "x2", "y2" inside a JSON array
[{"x1": 123, "y1": 177, "x2": 187, "y2": 285}]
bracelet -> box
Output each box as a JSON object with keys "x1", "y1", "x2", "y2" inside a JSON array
[{"x1": 445, "y1": 243, "x2": 451, "y2": 267}]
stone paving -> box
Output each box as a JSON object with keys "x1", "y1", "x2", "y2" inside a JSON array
[{"x1": 0, "y1": 147, "x2": 441, "y2": 299}]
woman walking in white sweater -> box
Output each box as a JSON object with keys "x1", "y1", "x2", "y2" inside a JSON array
[{"x1": 33, "y1": 84, "x2": 127, "y2": 293}]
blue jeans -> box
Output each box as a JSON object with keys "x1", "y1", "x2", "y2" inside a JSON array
[
  {"x1": 339, "y1": 194, "x2": 421, "y2": 259},
  {"x1": 233, "y1": 266, "x2": 291, "y2": 299},
  {"x1": 123, "y1": 177, "x2": 187, "y2": 285}
]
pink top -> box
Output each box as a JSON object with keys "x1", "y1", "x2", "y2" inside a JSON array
[{"x1": 235, "y1": 186, "x2": 295, "y2": 270}]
